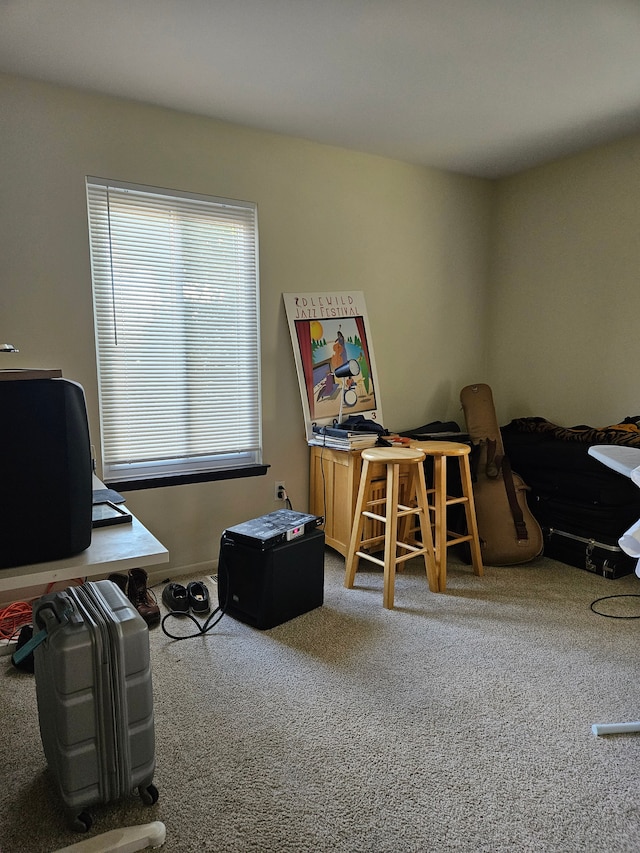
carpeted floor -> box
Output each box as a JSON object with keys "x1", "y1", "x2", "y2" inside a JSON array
[{"x1": 2, "y1": 549, "x2": 640, "y2": 852}]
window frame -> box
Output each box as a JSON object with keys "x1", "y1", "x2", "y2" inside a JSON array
[{"x1": 86, "y1": 177, "x2": 267, "y2": 490}]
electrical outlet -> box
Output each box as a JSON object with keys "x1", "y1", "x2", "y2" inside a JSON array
[{"x1": 275, "y1": 480, "x2": 286, "y2": 500}]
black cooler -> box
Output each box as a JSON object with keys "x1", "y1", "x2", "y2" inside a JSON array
[{"x1": 218, "y1": 510, "x2": 325, "y2": 629}]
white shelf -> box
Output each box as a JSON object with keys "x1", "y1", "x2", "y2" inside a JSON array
[{"x1": 0, "y1": 514, "x2": 168, "y2": 594}]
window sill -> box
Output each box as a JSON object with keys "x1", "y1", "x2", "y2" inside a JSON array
[{"x1": 105, "y1": 464, "x2": 270, "y2": 492}]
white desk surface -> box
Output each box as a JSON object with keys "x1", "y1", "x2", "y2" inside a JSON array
[
  {"x1": 0, "y1": 512, "x2": 169, "y2": 594},
  {"x1": 588, "y1": 445, "x2": 640, "y2": 480}
]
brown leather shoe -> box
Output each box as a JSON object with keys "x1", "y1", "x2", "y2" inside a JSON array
[
  {"x1": 127, "y1": 568, "x2": 160, "y2": 627},
  {"x1": 107, "y1": 572, "x2": 128, "y2": 594}
]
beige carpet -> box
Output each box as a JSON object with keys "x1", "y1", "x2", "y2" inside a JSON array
[{"x1": 2, "y1": 549, "x2": 640, "y2": 852}]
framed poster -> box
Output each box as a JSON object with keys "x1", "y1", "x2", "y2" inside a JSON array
[{"x1": 283, "y1": 291, "x2": 383, "y2": 441}]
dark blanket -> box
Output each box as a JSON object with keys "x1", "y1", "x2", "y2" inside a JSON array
[
  {"x1": 504, "y1": 416, "x2": 640, "y2": 447},
  {"x1": 501, "y1": 418, "x2": 640, "y2": 507}
]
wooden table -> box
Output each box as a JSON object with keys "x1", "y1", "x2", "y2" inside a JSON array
[{"x1": 309, "y1": 444, "x2": 410, "y2": 556}]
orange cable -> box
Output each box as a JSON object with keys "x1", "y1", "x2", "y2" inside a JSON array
[
  {"x1": 0, "y1": 578, "x2": 84, "y2": 641},
  {"x1": 0, "y1": 601, "x2": 33, "y2": 641}
]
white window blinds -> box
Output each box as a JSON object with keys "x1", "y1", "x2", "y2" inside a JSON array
[{"x1": 86, "y1": 178, "x2": 262, "y2": 484}]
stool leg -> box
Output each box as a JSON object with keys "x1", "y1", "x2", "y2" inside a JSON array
[
  {"x1": 433, "y1": 455, "x2": 448, "y2": 592},
  {"x1": 345, "y1": 459, "x2": 374, "y2": 589},
  {"x1": 397, "y1": 464, "x2": 417, "y2": 565},
  {"x1": 413, "y1": 459, "x2": 439, "y2": 593},
  {"x1": 382, "y1": 462, "x2": 401, "y2": 609},
  {"x1": 459, "y1": 455, "x2": 484, "y2": 577}
]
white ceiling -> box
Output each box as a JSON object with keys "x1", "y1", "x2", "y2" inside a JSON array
[{"x1": 2, "y1": 0, "x2": 640, "y2": 178}]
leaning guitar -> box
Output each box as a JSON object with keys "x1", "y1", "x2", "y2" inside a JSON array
[{"x1": 460, "y1": 384, "x2": 543, "y2": 565}]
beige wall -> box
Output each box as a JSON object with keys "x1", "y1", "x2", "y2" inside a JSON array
[
  {"x1": 489, "y1": 134, "x2": 640, "y2": 427},
  {"x1": 1, "y1": 74, "x2": 492, "y2": 586}
]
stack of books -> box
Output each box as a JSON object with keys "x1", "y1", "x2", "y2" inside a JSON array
[{"x1": 308, "y1": 425, "x2": 380, "y2": 450}]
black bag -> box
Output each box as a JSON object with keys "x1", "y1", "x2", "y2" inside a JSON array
[
  {"x1": 399, "y1": 420, "x2": 465, "y2": 438},
  {"x1": 501, "y1": 419, "x2": 640, "y2": 578},
  {"x1": 336, "y1": 415, "x2": 388, "y2": 435}
]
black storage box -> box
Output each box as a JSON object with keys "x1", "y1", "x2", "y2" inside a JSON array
[{"x1": 218, "y1": 526, "x2": 325, "y2": 629}]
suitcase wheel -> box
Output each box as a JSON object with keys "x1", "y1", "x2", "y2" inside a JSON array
[
  {"x1": 69, "y1": 810, "x2": 93, "y2": 833},
  {"x1": 139, "y1": 782, "x2": 159, "y2": 806}
]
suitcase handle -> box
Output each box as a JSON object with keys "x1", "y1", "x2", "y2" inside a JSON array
[{"x1": 34, "y1": 592, "x2": 82, "y2": 631}]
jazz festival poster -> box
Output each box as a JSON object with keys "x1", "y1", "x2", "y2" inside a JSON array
[{"x1": 283, "y1": 291, "x2": 383, "y2": 441}]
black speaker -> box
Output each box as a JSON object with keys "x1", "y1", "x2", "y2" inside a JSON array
[
  {"x1": 0, "y1": 377, "x2": 93, "y2": 568},
  {"x1": 218, "y1": 529, "x2": 325, "y2": 629}
]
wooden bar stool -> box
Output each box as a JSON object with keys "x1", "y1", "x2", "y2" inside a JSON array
[
  {"x1": 344, "y1": 447, "x2": 438, "y2": 609},
  {"x1": 409, "y1": 440, "x2": 484, "y2": 592}
]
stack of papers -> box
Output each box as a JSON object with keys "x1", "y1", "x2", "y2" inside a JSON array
[{"x1": 309, "y1": 425, "x2": 380, "y2": 450}]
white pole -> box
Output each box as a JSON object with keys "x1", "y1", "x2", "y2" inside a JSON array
[
  {"x1": 592, "y1": 721, "x2": 640, "y2": 736},
  {"x1": 52, "y1": 821, "x2": 166, "y2": 853}
]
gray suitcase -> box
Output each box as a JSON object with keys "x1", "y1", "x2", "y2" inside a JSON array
[{"x1": 33, "y1": 580, "x2": 157, "y2": 832}]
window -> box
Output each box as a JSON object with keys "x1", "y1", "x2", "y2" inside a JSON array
[{"x1": 86, "y1": 177, "x2": 263, "y2": 488}]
